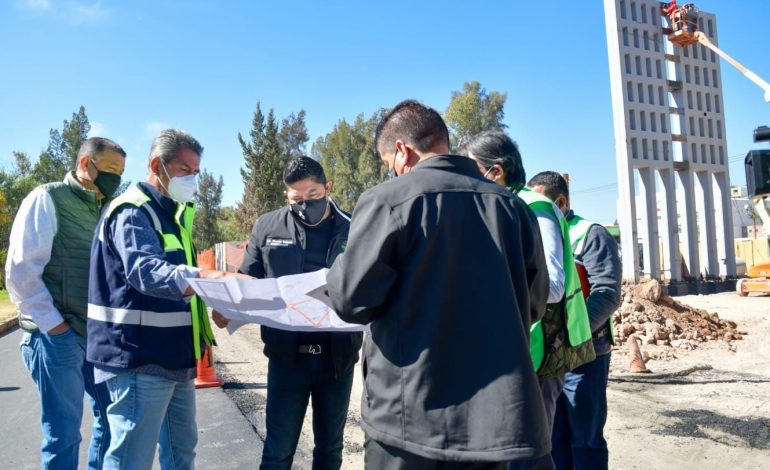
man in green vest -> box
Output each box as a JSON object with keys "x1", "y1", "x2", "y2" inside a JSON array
[
  {"x1": 6, "y1": 137, "x2": 126, "y2": 470},
  {"x1": 461, "y1": 131, "x2": 595, "y2": 470},
  {"x1": 528, "y1": 171, "x2": 622, "y2": 470}
]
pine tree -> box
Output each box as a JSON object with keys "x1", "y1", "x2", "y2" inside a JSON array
[
  {"x1": 193, "y1": 169, "x2": 224, "y2": 250},
  {"x1": 33, "y1": 106, "x2": 91, "y2": 183},
  {"x1": 235, "y1": 103, "x2": 289, "y2": 232}
]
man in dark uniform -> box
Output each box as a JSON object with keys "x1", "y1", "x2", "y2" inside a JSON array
[{"x1": 232, "y1": 156, "x2": 363, "y2": 470}]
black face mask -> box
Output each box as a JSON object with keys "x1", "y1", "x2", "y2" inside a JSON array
[
  {"x1": 290, "y1": 197, "x2": 329, "y2": 226},
  {"x1": 89, "y1": 160, "x2": 121, "y2": 198}
]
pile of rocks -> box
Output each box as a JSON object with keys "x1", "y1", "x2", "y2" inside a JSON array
[{"x1": 613, "y1": 279, "x2": 745, "y2": 349}]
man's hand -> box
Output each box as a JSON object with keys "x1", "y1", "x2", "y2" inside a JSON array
[
  {"x1": 184, "y1": 270, "x2": 255, "y2": 296},
  {"x1": 47, "y1": 321, "x2": 70, "y2": 335},
  {"x1": 212, "y1": 310, "x2": 230, "y2": 329}
]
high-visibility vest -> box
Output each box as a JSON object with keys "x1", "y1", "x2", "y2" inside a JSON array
[
  {"x1": 517, "y1": 187, "x2": 594, "y2": 373},
  {"x1": 90, "y1": 185, "x2": 214, "y2": 363},
  {"x1": 567, "y1": 213, "x2": 615, "y2": 343}
]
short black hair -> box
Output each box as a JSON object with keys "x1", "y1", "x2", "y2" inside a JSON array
[
  {"x1": 77, "y1": 137, "x2": 127, "y2": 162},
  {"x1": 374, "y1": 100, "x2": 450, "y2": 154},
  {"x1": 527, "y1": 171, "x2": 569, "y2": 202},
  {"x1": 283, "y1": 156, "x2": 327, "y2": 185},
  {"x1": 458, "y1": 131, "x2": 525, "y2": 191}
]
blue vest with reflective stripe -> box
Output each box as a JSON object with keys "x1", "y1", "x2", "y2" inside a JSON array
[{"x1": 86, "y1": 183, "x2": 199, "y2": 371}]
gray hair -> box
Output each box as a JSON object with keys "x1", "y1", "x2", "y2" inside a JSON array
[{"x1": 149, "y1": 129, "x2": 203, "y2": 165}]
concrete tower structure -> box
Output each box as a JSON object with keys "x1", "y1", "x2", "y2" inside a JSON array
[{"x1": 604, "y1": 0, "x2": 736, "y2": 283}]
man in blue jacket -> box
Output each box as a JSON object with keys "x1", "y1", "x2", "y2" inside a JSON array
[{"x1": 87, "y1": 129, "x2": 242, "y2": 470}]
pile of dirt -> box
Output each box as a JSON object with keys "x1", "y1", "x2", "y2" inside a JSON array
[{"x1": 613, "y1": 279, "x2": 746, "y2": 349}]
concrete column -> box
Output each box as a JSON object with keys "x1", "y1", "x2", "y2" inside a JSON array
[
  {"x1": 712, "y1": 172, "x2": 736, "y2": 277},
  {"x1": 676, "y1": 171, "x2": 700, "y2": 278},
  {"x1": 618, "y1": 163, "x2": 639, "y2": 282},
  {"x1": 695, "y1": 171, "x2": 719, "y2": 277},
  {"x1": 658, "y1": 169, "x2": 682, "y2": 280},
  {"x1": 638, "y1": 167, "x2": 660, "y2": 279}
]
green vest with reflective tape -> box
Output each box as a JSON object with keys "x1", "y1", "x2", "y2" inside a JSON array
[
  {"x1": 517, "y1": 187, "x2": 595, "y2": 377},
  {"x1": 567, "y1": 213, "x2": 615, "y2": 343},
  {"x1": 102, "y1": 185, "x2": 215, "y2": 359}
]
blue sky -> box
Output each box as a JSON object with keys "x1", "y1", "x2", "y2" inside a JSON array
[{"x1": 1, "y1": 0, "x2": 769, "y2": 224}]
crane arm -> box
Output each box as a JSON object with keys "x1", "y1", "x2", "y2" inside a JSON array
[{"x1": 695, "y1": 31, "x2": 770, "y2": 102}]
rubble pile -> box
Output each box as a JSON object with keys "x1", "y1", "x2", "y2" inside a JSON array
[{"x1": 613, "y1": 279, "x2": 745, "y2": 350}]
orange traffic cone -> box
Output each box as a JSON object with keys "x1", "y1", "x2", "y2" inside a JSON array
[
  {"x1": 627, "y1": 335, "x2": 651, "y2": 373},
  {"x1": 195, "y1": 345, "x2": 224, "y2": 389}
]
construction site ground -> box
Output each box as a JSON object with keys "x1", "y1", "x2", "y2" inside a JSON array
[{"x1": 213, "y1": 291, "x2": 770, "y2": 469}]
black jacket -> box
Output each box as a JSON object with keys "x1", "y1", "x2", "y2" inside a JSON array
[
  {"x1": 238, "y1": 201, "x2": 363, "y2": 377},
  {"x1": 327, "y1": 155, "x2": 551, "y2": 462}
]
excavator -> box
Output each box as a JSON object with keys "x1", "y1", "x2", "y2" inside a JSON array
[{"x1": 660, "y1": 2, "x2": 770, "y2": 295}]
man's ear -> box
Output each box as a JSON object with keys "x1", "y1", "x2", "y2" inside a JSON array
[
  {"x1": 325, "y1": 181, "x2": 333, "y2": 193},
  {"x1": 150, "y1": 156, "x2": 161, "y2": 176}
]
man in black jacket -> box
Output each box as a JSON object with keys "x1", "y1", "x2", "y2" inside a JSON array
[
  {"x1": 234, "y1": 156, "x2": 363, "y2": 470},
  {"x1": 327, "y1": 100, "x2": 551, "y2": 469},
  {"x1": 528, "y1": 171, "x2": 622, "y2": 470}
]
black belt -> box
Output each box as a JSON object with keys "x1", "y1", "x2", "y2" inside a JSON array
[
  {"x1": 298, "y1": 344, "x2": 323, "y2": 355},
  {"x1": 593, "y1": 327, "x2": 610, "y2": 339}
]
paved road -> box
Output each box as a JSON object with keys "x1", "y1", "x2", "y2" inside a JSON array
[{"x1": 0, "y1": 327, "x2": 262, "y2": 469}]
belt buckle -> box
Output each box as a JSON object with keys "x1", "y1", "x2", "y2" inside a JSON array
[{"x1": 308, "y1": 344, "x2": 322, "y2": 355}]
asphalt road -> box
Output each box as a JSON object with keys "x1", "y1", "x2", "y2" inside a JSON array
[{"x1": 0, "y1": 327, "x2": 262, "y2": 469}]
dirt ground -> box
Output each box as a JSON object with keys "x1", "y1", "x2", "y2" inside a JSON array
[{"x1": 211, "y1": 291, "x2": 770, "y2": 469}]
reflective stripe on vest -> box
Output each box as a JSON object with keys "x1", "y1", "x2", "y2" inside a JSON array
[
  {"x1": 99, "y1": 184, "x2": 215, "y2": 358},
  {"x1": 88, "y1": 304, "x2": 192, "y2": 328},
  {"x1": 517, "y1": 187, "x2": 593, "y2": 371},
  {"x1": 567, "y1": 213, "x2": 615, "y2": 344}
]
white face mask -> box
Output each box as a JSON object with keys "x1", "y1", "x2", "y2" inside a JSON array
[{"x1": 161, "y1": 163, "x2": 198, "y2": 203}]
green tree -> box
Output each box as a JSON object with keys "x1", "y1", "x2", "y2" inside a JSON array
[
  {"x1": 218, "y1": 206, "x2": 249, "y2": 242},
  {"x1": 33, "y1": 106, "x2": 91, "y2": 183},
  {"x1": 312, "y1": 111, "x2": 387, "y2": 212},
  {"x1": 279, "y1": 110, "x2": 309, "y2": 159},
  {"x1": 193, "y1": 169, "x2": 224, "y2": 250},
  {"x1": 444, "y1": 81, "x2": 507, "y2": 149},
  {"x1": 235, "y1": 103, "x2": 287, "y2": 232}
]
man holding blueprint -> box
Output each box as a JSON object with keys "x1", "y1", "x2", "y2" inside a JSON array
[{"x1": 232, "y1": 156, "x2": 363, "y2": 470}]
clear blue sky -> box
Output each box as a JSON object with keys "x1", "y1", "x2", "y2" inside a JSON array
[{"x1": 1, "y1": 0, "x2": 769, "y2": 223}]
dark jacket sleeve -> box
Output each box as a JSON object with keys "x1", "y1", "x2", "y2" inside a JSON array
[
  {"x1": 238, "y1": 219, "x2": 265, "y2": 279},
  {"x1": 519, "y1": 201, "x2": 549, "y2": 326},
  {"x1": 326, "y1": 190, "x2": 400, "y2": 325},
  {"x1": 581, "y1": 225, "x2": 622, "y2": 332}
]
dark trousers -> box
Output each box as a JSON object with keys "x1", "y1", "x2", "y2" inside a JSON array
[
  {"x1": 507, "y1": 375, "x2": 563, "y2": 470},
  {"x1": 364, "y1": 438, "x2": 507, "y2": 470},
  {"x1": 260, "y1": 353, "x2": 354, "y2": 470},
  {"x1": 551, "y1": 353, "x2": 611, "y2": 470}
]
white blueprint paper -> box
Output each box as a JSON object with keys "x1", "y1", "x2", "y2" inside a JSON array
[{"x1": 187, "y1": 269, "x2": 366, "y2": 334}]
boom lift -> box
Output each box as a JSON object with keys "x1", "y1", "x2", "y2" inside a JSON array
[
  {"x1": 661, "y1": 1, "x2": 770, "y2": 102},
  {"x1": 661, "y1": 2, "x2": 770, "y2": 295}
]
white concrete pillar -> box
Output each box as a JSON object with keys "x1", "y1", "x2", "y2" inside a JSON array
[
  {"x1": 676, "y1": 171, "x2": 700, "y2": 278},
  {"x1": 637, "y1": 168, "x2": 660, "y2": 279},
  {"x1": 712, "y1": 172, "x2": 736, "y2": 277},
  {"x1": 658, "y1": 169, "x2": 682, "y2": 280},
  {"x1": 695, "y1": 171, "x2": 719, "y2": 277}
]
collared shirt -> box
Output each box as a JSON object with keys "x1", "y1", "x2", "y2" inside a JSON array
[
  {"x1": 535, "y1": 212, "x2": 565, "y2": 304},
  {"x1": 5, "y1": 188, "x2": 63, "y2": 333}
]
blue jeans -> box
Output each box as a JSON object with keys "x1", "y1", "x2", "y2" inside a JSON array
[
  {"x1": 20, "y1": 329, "x2": 111, "y2": 470},
  {"x1": 261, "y1": 354, "x2": 354, "y2": 470},
  {"x1": 551, "y1": 352, "x2": 611, "y2": 470},
  {"x1": 103, "y1": 372, "x2": 197, "y2": 470}
]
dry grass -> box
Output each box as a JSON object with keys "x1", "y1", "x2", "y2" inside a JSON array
[{"x1": 0, "y1": 289, "x2": 16, "y2": 324}]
